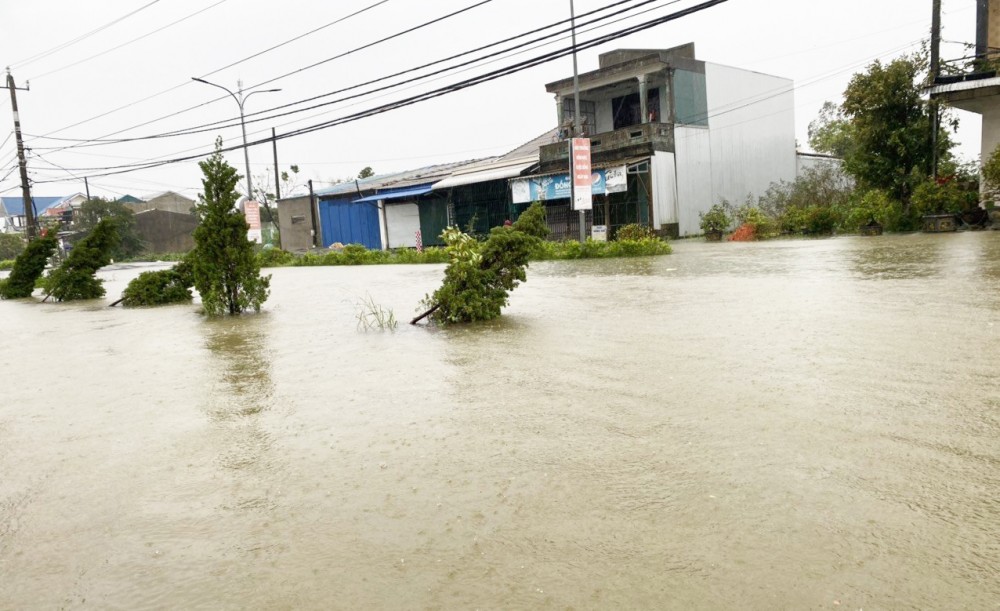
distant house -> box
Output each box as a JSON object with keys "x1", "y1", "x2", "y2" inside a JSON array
[
  {"x1": 1, "y1": 195, "x2": 76, "y2": 232},
  {"x1": 525, "y1": 43, "x2": 797, "y2": 238},
  {"x1": 126, "y1": 191, "x2": 196, "y2": 215},
  {"x1": 40, "y1": 193, "x2": 88, "y2": 222},
  {"x1": 115, "y1": 194, "x2": 144, "y2": 205}
]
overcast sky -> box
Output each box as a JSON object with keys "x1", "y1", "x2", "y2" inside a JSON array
[{"x1": 0, "y1": 0, "x2": 981, "y2": 201}]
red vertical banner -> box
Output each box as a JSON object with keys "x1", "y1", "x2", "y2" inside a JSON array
[{"x1": 571, "y1": 137, "x2": 592, "y2": 211}]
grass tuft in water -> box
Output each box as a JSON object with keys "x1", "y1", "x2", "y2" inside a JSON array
[{"x1": 356, "y1": 294, "x2": 397, "y2": 332}]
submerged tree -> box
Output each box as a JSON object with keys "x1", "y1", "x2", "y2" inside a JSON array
[
  {"x1": 44, "y1": 218, "x2": 120, "y2": 301},
  {"x1": 0, "y1": 231, "x2": 58, "y2": 299},
  {"x1": 190, "y1": 138, "x2": 270, "y2": 315},
  {"x1": 414, "y1": 202, "x2": 548, "y2": 325}
]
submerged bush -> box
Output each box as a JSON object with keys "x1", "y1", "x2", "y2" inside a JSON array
[
  {"x1": 615, "y1": 223, "x2": 656, "y2": 241},
  {"x1": 699, "y1": 202, "x2": 732, "y2": 235},
  {"x1": 256, "y1": 247, "x2": 296, "y2": 268},
  {"x1": 121, "y1": 259, "x2": 195, "y2": 307},
  {"x1": 532, "y1": 237, "x2": 671, "y2": 260}
]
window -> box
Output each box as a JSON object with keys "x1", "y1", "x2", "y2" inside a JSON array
[{"x1": 561, "y1": 98, "x2": 596, "y2": 135}]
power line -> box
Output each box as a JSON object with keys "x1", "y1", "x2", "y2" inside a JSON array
[
  {"x1": 25, "y1": 0, "x2": 395, "y2": 142},
  {"x1": 26, "y1": 0, "x2": 681, "y2": 174},
  {"x1": 32, "y1": 0, "x2": 731, "y2": 181},
  {"x1": 39, "y1": 0, "x2": 495, "y2": 150},
  {"x1": 10, "y1": 1, "x2": 163, "y2": 69},
  {"x1": 29, "y1": 1, "x2": 230, "y2": 82},
  {"x1": 30, "y1": 0, "x2": 665, "y2": 150}
]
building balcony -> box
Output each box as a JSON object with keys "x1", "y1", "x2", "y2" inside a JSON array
[{"x1": 538, "y1": 122, "x2": 674, "y2": 173}]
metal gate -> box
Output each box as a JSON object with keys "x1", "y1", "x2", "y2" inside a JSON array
[{"x1": 318, "y1": 197, "x2": 381, "y2": 250}]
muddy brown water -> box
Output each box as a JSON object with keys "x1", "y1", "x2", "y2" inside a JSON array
[{"x1": 1, "y1": 232, "x2": 999, "y2": 609}]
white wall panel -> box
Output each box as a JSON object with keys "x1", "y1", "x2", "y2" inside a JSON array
[
  {"x1": 385, "y1": 202, "x2": 420, "y2": 249},
  {"x1": 651, "y1": 152, "x2": 677, "y2": 228},
  {"x1": 674, "y1": 126, "x2": 714, "y2": 237},
  {"x1": 704, "y1": 63, "x2": 797, "y2": 206}
]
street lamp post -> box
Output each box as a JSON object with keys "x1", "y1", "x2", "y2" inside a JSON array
[{"x1": 191, "y1": 77, "x2": 280, "y2": 202}]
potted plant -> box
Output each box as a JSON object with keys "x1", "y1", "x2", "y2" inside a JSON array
[{"x1": 699, "y1": 202, "x2": 731, "y2": 241}]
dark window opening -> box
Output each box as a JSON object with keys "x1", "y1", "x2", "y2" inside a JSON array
[{"x1": 612, "y1": 87, "x2": 660, "y2": 130}]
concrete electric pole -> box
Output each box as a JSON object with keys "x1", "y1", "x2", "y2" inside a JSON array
[{"x1": 5, "y1": 68, "x2": 36, "y2": 240}]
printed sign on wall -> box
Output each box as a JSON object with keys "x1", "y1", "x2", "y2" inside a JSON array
[{"x1": 510, "y1": 166, "x2": 627, "y2": 204}]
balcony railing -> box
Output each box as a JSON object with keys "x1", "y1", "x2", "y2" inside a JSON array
[{"x1": 539, "y1": 121, "x2": 674, "y2": 172}]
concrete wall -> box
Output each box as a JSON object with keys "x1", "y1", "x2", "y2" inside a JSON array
[
  {"x1": 133, "y1": 209, "x2": 198, "y2": 253},
  {"x1": 276, "y1": 195, "x2": 316, "y2": 252}
]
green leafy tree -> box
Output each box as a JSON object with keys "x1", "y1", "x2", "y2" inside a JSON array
[
  {"x1": 0, "y1": 232, "x2": 58, "y2": 299},
  {"x1": 76, "y1": 197, "x2": 144, "y2": 259},
  {"x1": 44, "y1": 218, "x2": 120, "y2": 301},
  {"x1": 190, "y1": 138, "x2": 271, "y2": 315},
  {"x1": 836, "y1": 55, "x2": 954, "y2": 208},
  {"x1": 357, "y1": 166, "x2": 375, "y2": 179},
  {"x1": 807, "y1": 101, "x2": 856, "y2": 159}
]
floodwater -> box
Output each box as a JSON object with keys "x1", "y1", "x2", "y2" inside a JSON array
[{"x1": 2, "y1": 232, "x2": 999, "y2": 609}]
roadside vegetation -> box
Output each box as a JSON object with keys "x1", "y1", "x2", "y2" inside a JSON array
[
  {"x1": 251, "y1": 221, "x2": 671, "y2": 269},
  {"x1": 702, "y1": 52, "x2": 983, "y2": 241}
]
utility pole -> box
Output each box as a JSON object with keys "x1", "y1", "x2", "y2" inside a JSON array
[
  {"x1": 308, "y1": 179, "x2": 319, "y2": 248},
  {"x1": 931, "y1": 0, "x2": 942, "y2": 179},
  {"x1": 272, "y1": 127, "x2": 280, "y2": 200},
  {"x1": 569, "y1": 0, "x2": 586, "y2": 242},
  {"x1": 5, "y1": 68, "x2": 36, "y2": 240}
]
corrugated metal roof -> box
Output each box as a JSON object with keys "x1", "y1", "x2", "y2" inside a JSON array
[
  {"x1": 500, "y1": 128, "x2": 560, "y2": 159},
  {"x1": 432, "y1": 156, "x2": 536, "y2": 190},
  {"x1": 354, "y1": 185, "x2": 434, "y2": 203},
  {"x1": 313, "y1": 160, "x2": 482, "y2": 198}
]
